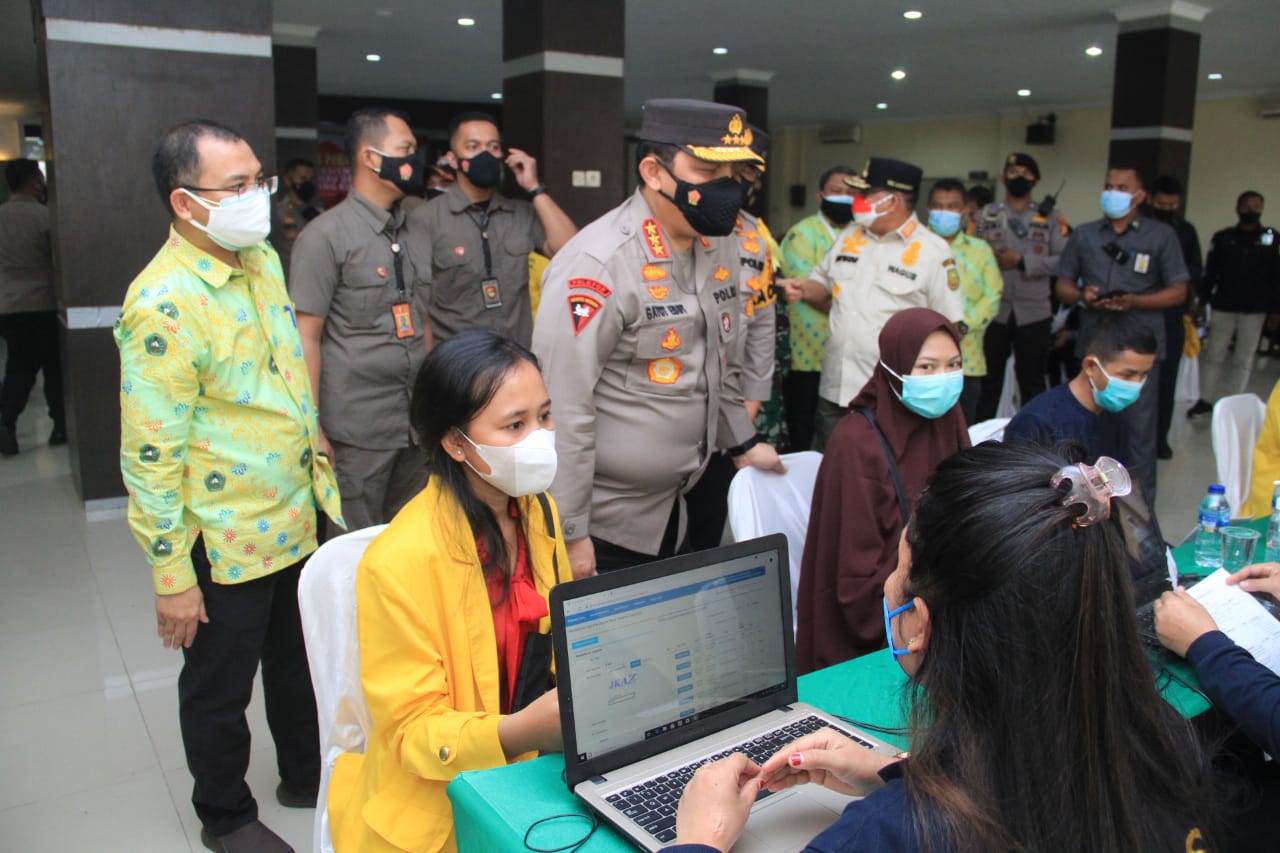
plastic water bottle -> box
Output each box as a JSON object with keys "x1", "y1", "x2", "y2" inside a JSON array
[
  {"x1": 1194, "y1": 485, "x2": 1231, "y2": 570},
  {"x1": 1266, "y1": 481, "x2": 1280, "y2": 562}
]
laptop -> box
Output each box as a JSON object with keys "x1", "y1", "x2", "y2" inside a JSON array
[
  {"x1": 1114, "y1": 484, "x2": 1176, "y2": 643},
  {"x1": 550, "y1": 534, "x2": 899, "y2": 852}
]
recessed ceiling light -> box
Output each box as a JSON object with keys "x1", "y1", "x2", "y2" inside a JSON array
[
  {"x1": 1207, "y1": 72, "x2": 1223, "y2": 80},
  {"x1": 1017, "y1": 88, "x2": 1032, "y2": 96},
  {"x1": 713, "y1": 47, "x2": 729, "y2": 55},
  {"x1": 1085, "y1": 45, "x2": 1103, "y2": 57},
  {"x1": 876, "y1": 103, "x2": 889, "y2": 110},
  {"x1": 365, "y1": 53, "x2": 382, "y2": 62},
  {"x1": 457, "y1": 17, "x2": 476, "y2": 26},
  {"x1": 891, "y1": 69, "x2": 906, "y2": 80},
  {"x1": 490, "y1": 92, "x2": 503, "y2": 100},
  {"x1": 903, "y1": 10, "x2": 923, "y2": 19}
]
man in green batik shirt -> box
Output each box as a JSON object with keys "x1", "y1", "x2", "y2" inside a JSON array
[
  {"x1": 925, "y1": 179, "x2": 1003, "y2": 424},
  {"x1": 779, "y1": 164, "x2": 855, "y2": 450}
]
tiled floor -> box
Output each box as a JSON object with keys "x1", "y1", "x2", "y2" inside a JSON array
[{"x1": 1, "y1": 359, "x2": 1277, "y2": 852}]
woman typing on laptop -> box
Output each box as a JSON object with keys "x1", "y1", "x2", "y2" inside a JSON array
[
  {"x1": 662, "y1": 443, "x2": 1217, "y2": 851},
  {"x1": 327, "y1": 331, "x2": 567, "y2": 853}
]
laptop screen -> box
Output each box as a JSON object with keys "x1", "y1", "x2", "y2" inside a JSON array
[
  {"x1": 559, "y1": 541, "x2": 789, "y2": 764},
  {"x1": 1112, "y1": 484, "x2": 1171, "y2": 607}
]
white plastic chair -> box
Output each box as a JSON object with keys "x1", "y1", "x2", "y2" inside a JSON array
[
  {"x1": 968, "y1": 417, "x2": 1010, "y2": 445},
  {"x1": 726, "y1": 451, "x2": 823, "y2": 634},
  {"x1": 298, "y1": 524, "x2": 388, "y2": 853},
  {"x1": 1212, "y1": 394, "x2": 1267, "y2": 513}
]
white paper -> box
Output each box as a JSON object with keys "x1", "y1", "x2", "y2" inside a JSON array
[{"x1": 1187, "y1": 569, "x2": 1280, "y2": 675}]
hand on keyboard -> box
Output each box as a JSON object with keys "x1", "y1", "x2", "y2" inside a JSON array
[
  {"x1": 673, "y1": 753, "x2": 761, "y2": 852},
  {"x1": 757, "y1": 727, "x2": 901, "y2": 798}
]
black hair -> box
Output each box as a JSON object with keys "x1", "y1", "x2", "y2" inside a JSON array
[
  {"x1": 968, "y1": 184, "x2": 994, "y2": 208},
  {"x1": 410, "y1": 330, "x2": 541, "y2": 579},
  {"x1": 344, "y1": 107, "x2": 411, "y2": 162},
  {"x1": 818, "y1": 164, "x2": 856, "y2": 191},
  {"x1": 928, "y1": 178, "x2": 968, "y2": 205},
  {"x1": 1151, "y1": 174, "x2": 1183, "y2": 197},
  {"x1": 635, "y1": 141, "x2": 679, "y2": 175},
  {"x1": 1080, "y1": 311, "x2": 1157, "y2": 361},
  {"x1": 1238, "y1": 190, "x2": 1264, "y2": 206},
  {"x1": 4, "y1": 159, "x2": 42, "y2": 192},
  {"x1": 151, "y1": 119, "x2": 244, "y2": 208},
  {"x1": 284, "y1": 157, "x2": 315, "y2": 173},
  {"x1": 900, "y1": 442, "x2": 1216, "y2": 850},
  {"x1": 448, "y1": 111, "x2": 501, "y2": 147},
  {"x1": 1106, "y1": 162, "x2": 1148, "y2": 190}
]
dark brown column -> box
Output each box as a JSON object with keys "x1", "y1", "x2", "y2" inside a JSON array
[
  {"x1": 502, "y1": 0, "x2": 624, "y2": 225},
  {"x1": 272, "y1": 33, "x2": 319, "y2": 168},
  {"x1": 31, "y1": 0, "x2": 275, "y2": 506},
  {"x1": 1108, "y1": 3, "x2": 1206, "y2": 196}
]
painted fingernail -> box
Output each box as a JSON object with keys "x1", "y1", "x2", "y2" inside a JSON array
[{"x1": 788, "y1": 753, "x2": 803, "y2": 767}]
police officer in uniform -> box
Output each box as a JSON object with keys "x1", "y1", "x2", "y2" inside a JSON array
[
  {"x1": 532, "y1": 99, "x2": 783, "y2": 578},
  {"x1": 974, "y1": 152, "x2": 1071, "y2": 420},
  {"x1": 270, "y1": 158, "x2": 323, "y2": 277}
]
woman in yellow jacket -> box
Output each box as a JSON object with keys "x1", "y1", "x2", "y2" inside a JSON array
[{"x1": 328, "y1": 330, "x2": 570, "y2": 852}]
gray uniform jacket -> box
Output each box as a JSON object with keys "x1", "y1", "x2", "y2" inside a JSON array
[
  {"x1": 409, "y1": 183, "x2": 545, "y2": 347},
  {"x1": 532, "y1": 190, "x2": 754, "y2": 554},
  {"x1": 975, "y1": 201, "x2": 1071, "y2": 325},
  {"x1": 288, "y1": 190, "x2": 430, "y2": 450},
  {"x1": 0, "y1": 196, "x2": 54, "y2": 314},
  {"x1": 728, "y1": 210, "x2": 778, "y2": 410}
]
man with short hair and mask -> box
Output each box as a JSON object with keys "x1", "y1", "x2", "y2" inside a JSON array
[
  {"x1": 779, "y1": 164, "x2": 856, "y2": 450},
  {"x1": 116, "y1": 120, "x2": 344, "y2": 853},
  {"x1": 1054, "y1": 163, "x2": 1189, "y2": 501},
  {"x1": 410, "y1": 111, "x2": 577, "y2": 348},
  {"x1": 974, "y1": 152, "x2": 1072, "y2": 421},
  {"x1": 1187, "y1": 190, "x2": 1280, "y2": 417},
  {"x1": 269, "y1": 157, "x2": 323, "y2": 277},
  {"x1": 289, "y1": 107, "x2": 432, "y2": 530},
  {"x1": 533, "y1": 98, "x2": 784, "y2": 578},
  {"x1": 784, "y1": 156, "x2": 965, "y2": 451}
]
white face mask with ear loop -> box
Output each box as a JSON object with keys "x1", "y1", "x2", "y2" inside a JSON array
[
  {"x1": 181, "y1": 186, "x2": 272, "y2": 250},
  {"x1": 458, "y1": 428, "x2": 558, "y2": 497}
]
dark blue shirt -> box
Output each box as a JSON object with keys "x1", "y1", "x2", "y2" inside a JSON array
[
  {"x1": 1004, "y1": 383, "x2": 1119, "y2": 460},
  {"x1": 1186, "y1": 629, "x2": 1280, "y2": 757}
]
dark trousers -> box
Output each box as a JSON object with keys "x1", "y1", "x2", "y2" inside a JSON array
[
  {"x1": 1157, "y1": 309, "x2": 1185, "y2": 451},
  {"x1": 0, "y1": 311, "x2": 64, "y2": 429},
  {"x1": 961, "y1": 376, "x2": 982, "y2": 425},
  {"x1": 180, "y1": 537, "x2": 320, "y2": 836},
  {"x1": 977, "y1": 317, "x2": 1051, "y2": 421},
  {"x1": 684, "y1": 451, "x2": 738, "y2": 552},
  {"x1": 593, "y1": 497, "x2": 683, "y2": 573},
  {"x1": 782, "y1": 370, "x2": 821, "y2": 452}
]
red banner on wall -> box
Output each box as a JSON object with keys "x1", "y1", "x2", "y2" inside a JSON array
[{"x1": 316, "y1": 140, "x2": 350, "y2": 209}]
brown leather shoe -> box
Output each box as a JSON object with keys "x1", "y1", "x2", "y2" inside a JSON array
[{"x1": 200, "y1": 820, "x2": 293, "y2": 853}]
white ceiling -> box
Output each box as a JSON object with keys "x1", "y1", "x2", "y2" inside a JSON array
[{"x1": 3, "y1": 0, "x2": 1279, "y2": 126}]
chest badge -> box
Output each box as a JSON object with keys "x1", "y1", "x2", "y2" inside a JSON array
[
  {"x1": 648, "y1": 284, "x2": 669, "y2": 300},
  {"x1": 660, "y1": 327, "x2": 682, "y2": 350},
  {"x1": 713, "y1": 265, "x2": 730, "y2": 282}
]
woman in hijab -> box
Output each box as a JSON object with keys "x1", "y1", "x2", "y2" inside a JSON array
[{"x1": 796, "y1": 307, "x2": 969, "y2": 673}]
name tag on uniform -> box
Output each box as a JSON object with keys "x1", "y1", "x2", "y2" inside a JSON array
[
  {"x1": 1133, "y1": 253, "x2": 1151, "y2": 274},
  {"x1": 481, "y1": 278, "x2": 503, "y2": 309},
  {"x1": 391, "y1": 302, "x2": 415, "y2": 338}
]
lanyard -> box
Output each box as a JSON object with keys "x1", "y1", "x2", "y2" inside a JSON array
[
  {"x1": 466, "y1": 206, "x2": 495, "y2": 280},
  {"x1": 382, "y1": 228, "x2": 406, "y2": 301}
]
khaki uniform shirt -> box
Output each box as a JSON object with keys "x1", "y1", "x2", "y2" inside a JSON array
[
  {"x1": 270, "y1": 193, "x2": 323, "y2": 278},
  {"x1": 0, "y1": 196, "x2": 55, "y2": 314},
  {"x1": 810, "y1": 215, "x2": 963, "y2": 406},
  {"x1": 409, "y1": 183, "x2": 546, "y2": 347},
  {"x1": 288, "y1": 190, "x2": 430, "y2": 450},
  {"x1": 532, "y1": 190, "x2": 753, "y2": 554},
  {"x1": 729, "y1": 211, "x2": 778, "y2": 407},
  {"x1": 975, "y1": 201, "x2": 1071, "y2": 325}
]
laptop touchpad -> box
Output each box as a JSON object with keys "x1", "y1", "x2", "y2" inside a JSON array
[{"x1": 733, "y1": 787, "x2": 853, "y2": 852}]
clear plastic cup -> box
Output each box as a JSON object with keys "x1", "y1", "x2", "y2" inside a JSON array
[{"x1": 1222, "y1": 526, "x2": 1261, "y2": 572}]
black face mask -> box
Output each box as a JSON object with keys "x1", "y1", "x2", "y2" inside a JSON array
[
  {"x1": 1006, "y1": 176, "x2": 1035, "y2": 199},
  {"x1": 1149, "y1": 207, "x2": 1176, "y2": 223},
  {"x1": 294, "y1": 180, "x2": 317, "y2": 203},
  {"x1": 374, "y1": 148, "x2": 427, "y2": 195},
  {"x1": 458, "y1": 150, "x2": 503, "y2": 189},
  {"x1": 658, "y1": 163, "x2": 742, "y2": 236},
  {"x1": 820, "y1": 197, "x2": 854, "y2": 226},
  {"x1": 425, "y1": 187, "x2": 448, "y2": 200},
  {"x1": 1240, "y1": 210, "x2": 1262, "y2": 227}
]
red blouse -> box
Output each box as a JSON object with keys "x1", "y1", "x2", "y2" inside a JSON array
[{"x1": 479, "y1": 500, "x2": 549, "y2": 713}]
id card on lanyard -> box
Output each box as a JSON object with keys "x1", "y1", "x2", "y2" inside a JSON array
[
  {"x1": 387, "y1": 239, "x2": 415, "y2": 339},
  {"x1": 470, "y1": 207, "x2": 503, "y2": 309}
]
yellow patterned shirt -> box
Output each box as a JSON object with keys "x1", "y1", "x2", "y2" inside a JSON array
[
  {"x1": 944, "y1": 231, "x2": 1005, "y2": 377},
  {"x1": 116, "y1": 227, "x2": 344, "y2": 594}
]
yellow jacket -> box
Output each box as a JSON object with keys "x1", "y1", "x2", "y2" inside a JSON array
[
  {"x1": 328, "y1": 478, "x2": 568, "y2": 852},
  {"x1": 1242, "y1": 380, "x2": 1280, "y2": 518}
]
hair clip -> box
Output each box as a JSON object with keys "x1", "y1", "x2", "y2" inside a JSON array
[{"x1": 1050, "y1": 456, "x2": 1131, "y2": 527}]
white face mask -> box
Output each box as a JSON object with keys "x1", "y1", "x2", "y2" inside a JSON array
[
  {"x1": 853, "y1": 194, "x2": 895, "y2": 230},
  {"x1": 460, "y1": 428, "x2": 558, "y2": 497},
  {"x1": 181, "y1": 187, "x2": 272, "y2": 251}
]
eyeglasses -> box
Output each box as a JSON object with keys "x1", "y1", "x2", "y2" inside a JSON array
[{"x1": 181, "y1": 175, "x2": 278, "y2": 201}]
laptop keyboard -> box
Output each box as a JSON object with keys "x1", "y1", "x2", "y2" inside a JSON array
[{"x1": 603, "y1": 714, "x2": 877, "y2": 844}]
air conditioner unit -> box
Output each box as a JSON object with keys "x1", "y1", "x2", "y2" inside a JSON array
[
  {"x1": 818, "y1": 124, "x2": 862, "y2": 144},
  {"x1": 1260, "y1": 97, "x2": 1280, "y2": 119}
]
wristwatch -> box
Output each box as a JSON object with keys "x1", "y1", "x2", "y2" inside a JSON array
[
  {"x1": 529, "y1": 183, "x2": 548, "y2": 198},
  {"x1": 728, "y1": 434, "x2": 763, "y2": 458}
]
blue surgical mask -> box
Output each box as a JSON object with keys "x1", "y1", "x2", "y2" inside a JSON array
[
  {"x1": 880, "y1": 360, "x2": 964, "y2": 419},
  {"x1": 927, "y1": 209, "x2": 962, "y2": 237},
  {"x1": 883, "y1": 598, "x2": 915, "y2": 657},
  {"x1": 1088, "y1": 358, "x2": 1144, "y2": 412},
  {"x1": 1100, "y1": 189, "x2": 1134, "y2": 220}
]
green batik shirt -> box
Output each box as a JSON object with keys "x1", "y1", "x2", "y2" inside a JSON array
[
  {"x1": 116, "y1": 227, "x2": 344, "y2": 595},
  {"x1": 780, "y1": 212, "x2": 837, "y2": 371},
  {"x1": 944, "y1": 231, "x2": 1005, "y2": 377}
]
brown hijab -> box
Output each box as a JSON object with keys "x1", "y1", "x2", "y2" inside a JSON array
[{"x1": 796, "y1": 308, "x2": 970, "y2": 673}]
